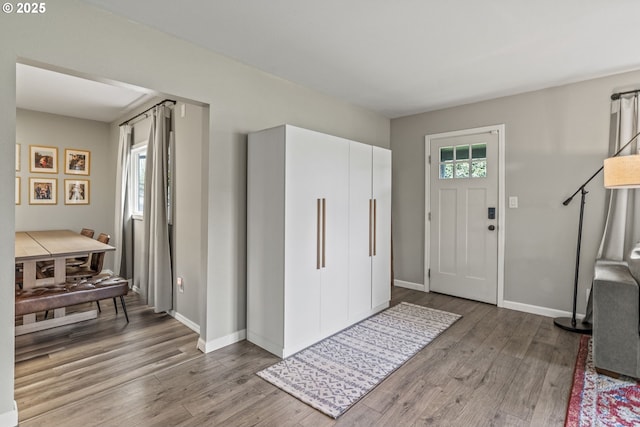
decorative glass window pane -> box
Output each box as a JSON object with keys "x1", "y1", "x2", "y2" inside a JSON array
[
  {"x1": 455, "y1": 162, "x2": 469, "y2": 178},
  {"x1": 471, "y1": 160, "x2": 487, "y2": 178},
  {"x1": 440, "y1": 163, "x2": 454, "y2": 179},
  {"x1": 439, "y1": 143, "x2": 489, "y2": 179},
  {"x1": 472, "y1": 143, "x2": 486, "y2": 159},
  {"x1": 456, "y1": 145, "x2": 469, "y2": 160},
  {"x1": 440, "y1": 146, "x2": 454, "y2": 162}
]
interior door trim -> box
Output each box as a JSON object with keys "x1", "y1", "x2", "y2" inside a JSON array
[{"x1": 424, "y1": 124, "x2": 506, "y2": 308}]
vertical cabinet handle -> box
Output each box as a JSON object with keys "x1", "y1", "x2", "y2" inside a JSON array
[
  {"x1": 322, "y1": 198, "x2": 326, "y2": 268},
  {"x1": 317, "y1": 198, "x2": 321, "y2": 269},
  {"x1": 373, "y1": 199, "x2": 377, "y2": 256},
  {"x1": 369, "y1": 199, "x2": 373, "y2": 257}
]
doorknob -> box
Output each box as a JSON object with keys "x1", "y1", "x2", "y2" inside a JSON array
[{"x1": 488, "y1": 225, "x2": 496, "y2": 231}]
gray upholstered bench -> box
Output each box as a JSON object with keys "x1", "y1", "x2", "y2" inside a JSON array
[{"x1": 15, "y1": 274, "x2": 130, "y2": 323}]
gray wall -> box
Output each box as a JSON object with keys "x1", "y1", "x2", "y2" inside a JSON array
[
  {"x1": 0, "y1": 0, "x2": 389, "y2": 418},
  {"x1": 15, "y1": 109, "x2": 112, "y2": 238},
  {"x1": 391, "y1": 69, "x2": 640, "y2": 314},
  {"x1": 118, "y1": 101, "x2": 206, "y2": 326},
  {"x1": 172, "y1": 102, "x2": 207, "y2": 325},
  {"x1": 0, "y1": 51, "x2": 16, "y2": 422}
]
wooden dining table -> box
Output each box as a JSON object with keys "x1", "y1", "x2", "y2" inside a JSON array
[{"x1": 15, "y1": 229, "x2": 115, "y2": 335}]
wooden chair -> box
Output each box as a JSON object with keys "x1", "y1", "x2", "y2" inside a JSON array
[
  {"x1": 43, "y1": 233, "x2": 112, "y2": 320},
  {"x1": 17, "y1": 260, "x2": 47, "y2": 289},
  {"x1": 39, "y1": 228, "x2": 96, "y2": 274},
  {"x1": 80, "y1": 228, "x2": 95, "y2": 238},
  {"x1": 71, "y1": 233, "x2": 120, "y2": 313},
  {"x1": 15, "y1": 264, "x2": 23, "y2": 290},
  {"x1": 65, "y1": 228, "x2": 96, "y2": 267},
  {"x1": 64, "y1": 233, "x2": 110, "y2": 281}
]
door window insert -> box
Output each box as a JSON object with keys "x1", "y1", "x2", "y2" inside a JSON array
[{"x1": 439, "y1": 143, "x2": 487, "y2": 179}]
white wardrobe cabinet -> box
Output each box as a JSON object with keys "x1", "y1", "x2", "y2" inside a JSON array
[
  {"x1": 247, "y1": 124, "x2": 391, "y2": 358},
  {"x1": 349, "y1": 143, "x2": 392, "y2": 323}
]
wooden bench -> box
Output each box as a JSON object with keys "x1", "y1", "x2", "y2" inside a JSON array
[{"x1": 15, "y1": 275, "x2": 130, "y2": 325}]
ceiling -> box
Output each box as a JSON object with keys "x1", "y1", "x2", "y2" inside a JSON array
[
  {"x1": 21, "y1": 1, "x2": 640, "y2": 120},
  {"x1": 16, "y1": 64, "x2": 155, "y2": 123}
]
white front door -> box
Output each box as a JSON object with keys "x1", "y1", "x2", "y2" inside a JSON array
[{"x1": 428, "y1": 129, "x2": 499, "y2": 304}]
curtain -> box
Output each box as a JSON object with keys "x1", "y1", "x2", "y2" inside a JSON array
[
  {"x1": 141, "y1": 105, "x2": 173, "y2": 312},
  {"x1": 584, "y1": 95, "x2": 640, "y2": 324},
  {"x1": 114, "y1": 125, "x2": 133, "y2": 278},
  {"x1": 597, "y1": 95, "x2": 640, "y2": 261}
]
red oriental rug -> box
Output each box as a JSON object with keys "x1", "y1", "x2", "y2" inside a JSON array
[{"x1": 566, "y1": 335, "x2": 640, "y2": 426}]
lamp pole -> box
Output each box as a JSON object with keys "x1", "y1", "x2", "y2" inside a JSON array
[
  {"x1": 554, "y1": 130, "x2": 640, "y2": 333},
  {"x1": 554, "y1": 186, "x2": 591, "y2": 333}
]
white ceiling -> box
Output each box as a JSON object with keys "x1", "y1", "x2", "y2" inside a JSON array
[
  {"x1": 16, "y1": 63, "x2": 154, "y2": 122},
  {"x1": 21, "y1": 1, "x2": 640, "y2": 120},
  {"x1": 79, "y1": 0, "x2": 640, "y2": 118}
]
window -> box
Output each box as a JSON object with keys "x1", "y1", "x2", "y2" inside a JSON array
[
  {"x1": 439, "y1": 143, "x2": 487, "y2": 179},
  {"x1": 129, "y1": 139, "x2": 174, "y2": 223},
  {"x1": 130, "y1": 143, "x2": 146, "y2": 217}
]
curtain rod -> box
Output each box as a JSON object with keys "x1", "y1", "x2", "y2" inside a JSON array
[
  {"x1": 611, "y1": 89, "x2": 640, "y2": 100},
  {"x1": 119, "y1": 99, "x2": 176, "y2": 127}
]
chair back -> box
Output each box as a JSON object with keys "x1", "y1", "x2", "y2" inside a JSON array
[
  {"x1": 80, "y1": 228, "x2": 95, "y2": 238},
  {"x1": 90, "y1": 233, "x2": 110, "y2": 273},
  {"x1": 96, "y1": 233, "x2": 110, "y2": 244}
]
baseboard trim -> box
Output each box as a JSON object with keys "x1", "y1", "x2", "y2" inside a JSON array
[
  {"x1": 0, "y1": 400, "x2": 18, "y2": 427},
  {"x1": 197, "y1": 329, "x2": 246, "y2": 354},
  {"x1": 391, "y1": 282, "x2": 586, "y2": 320},
  {"x1": 170, "y1": 311, "x2": 200, "y2": 335},
  {"x1": 502, "y1": 300, "x2": 585, "y2": 320},
  {"x1": 394, "y1": 280, "x2": 425, "y2": 291}
]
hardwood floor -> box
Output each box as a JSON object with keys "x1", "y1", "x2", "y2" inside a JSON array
[{"x1": 15, "y1": 287, "x2": 581, "y2": 426}]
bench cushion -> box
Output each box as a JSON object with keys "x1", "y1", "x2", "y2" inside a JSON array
[{"x1": 15, "y1": 275, "x2": 129, "y2": 316}]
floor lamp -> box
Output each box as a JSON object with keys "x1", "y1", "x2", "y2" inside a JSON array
[{"x1": 554, "y1": 130, "x2": 640, "y2": 333}]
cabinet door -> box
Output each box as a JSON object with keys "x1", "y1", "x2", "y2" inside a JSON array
[
  {"x1": 284, "y1": 127, "x2": 326, "y2": 347},
  {"x1": 319, "y1": 135, "x2": 350, "y2": 336},
  {"x1": 284, "y1": 127, "x2": 350, "y2": 346},
  {"x1": 372, "y1": 147, "x2": 392, "y2": 307},
  {"x1": 348, "y1": 142, "x2": 373, "y2": 321}
]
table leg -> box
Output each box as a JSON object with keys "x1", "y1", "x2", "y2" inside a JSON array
[
  {"x1": 54, "y1": 257, "x2": 66, "y2": 285},
  {"x1": 20, "y1": 262, "x2": 38, "y2": 328},
  {"x1": 22, "y1": 260, "x2": 36, "y2": 289}
]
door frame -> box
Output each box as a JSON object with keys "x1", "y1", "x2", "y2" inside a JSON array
[{"x1": 424, "y1": 124, "x2": 505, "y2": 307}]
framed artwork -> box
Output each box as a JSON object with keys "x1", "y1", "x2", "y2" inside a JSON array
[
  {"x1": 29, "y1": 177, "x2": 57, "y2": 205},
  {"x1": 64, "y1": 179, "x2": 89, "y2": 205},
  {"x1": 29, "y1": 145, "x2": 58, "y2": 174},
  {"x1": 15, "y1": 177, "x2": 20, "y2": 205},
  {"x1": 15, "y1": 143, "x2": 20, "y2": 171},
  {"x1": 64, "y1": 148, "x2": 90, "y2": 175}
]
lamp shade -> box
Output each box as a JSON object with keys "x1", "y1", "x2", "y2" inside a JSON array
[{"x1": 603, "y1": 154, "x2": 640, "y2": 189}]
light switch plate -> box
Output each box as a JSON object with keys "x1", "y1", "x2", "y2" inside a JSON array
[{"x1": 509, "y1": 196, "x2": 518, "y2": 209}]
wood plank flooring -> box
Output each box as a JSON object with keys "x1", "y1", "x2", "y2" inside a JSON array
[{"x1": 15, "y1": 287, "x2": 581, "y2": 426}]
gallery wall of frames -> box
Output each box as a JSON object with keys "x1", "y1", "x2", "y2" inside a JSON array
[
  {"x1": 16, "y1": 143, "x2": 91, "y2": 206},
  {"x1": 14, "y1": 109, "x2": 112, "y2": 247}
]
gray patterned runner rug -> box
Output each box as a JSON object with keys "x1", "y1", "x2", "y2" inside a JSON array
[{"x1": 256, "y1": 302, "x2": 461, "y2": 418}]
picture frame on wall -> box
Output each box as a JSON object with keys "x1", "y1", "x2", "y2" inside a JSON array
[
  {"x1": 29, "y1": 145, "x2": 58, "y2": 174},
  {"x1": 15, "y1": 177, "x2": 20, "y2": 205},
  {"x1": 29, "y1": 177, "x2": 57, "y2": 205},
  {"x1": 64, "y1": 179, "x2": 89, "y2": 205},
  {"x1": 64, "y1": 148, "x2": 90, "y2": 175},
  {"x1": 16, "y1": 143, "x2": 20, "y2": 171}
]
